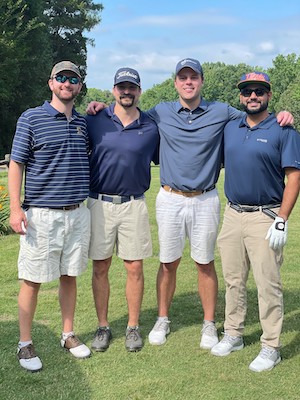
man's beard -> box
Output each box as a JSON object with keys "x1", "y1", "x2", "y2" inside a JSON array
[
  {"x1": 120, "y1": 95, "x2": 135, "y2": 107},
  {"x1": 242, "y1": 101, "x2": 268, "y2": 115}
]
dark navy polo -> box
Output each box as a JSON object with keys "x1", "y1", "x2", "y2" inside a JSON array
[
  {"x1": 224, "y1": 113, "x2": 300, "y2": 205},
  {"x1": 147, "y1": 99, "x2": 242, "y2": 191},
  {"x1": 86, "y1": 103, "x2": 159, "y2": 196}
]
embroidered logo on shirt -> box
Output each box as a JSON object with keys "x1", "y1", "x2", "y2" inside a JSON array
[
  {"x1": 77, "y1": 127, "x2": 82, "y2": 134},
  {"x1": 256, "y1": 138, "x2": 267, "y2": 143},
  {"x1": 138, "y1": 131, "x2": 143, "y2": 135}
]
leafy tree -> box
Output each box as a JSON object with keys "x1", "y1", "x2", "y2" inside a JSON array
[
  {"x1": 76, "y1": 88, "x2": 114, "y2": 114},
  {"x1": 44, "y1": 0, "x2": 103, "y2": 81},
  {"x1": 0, "y1": 0, "x2": 51, "y2": 156},
  {"x1": 201, "y1": 62, "x2": 254, "y2": 110},
  {"x1": 0, "y1": 0, "x2": 103, "y2": 158},
  {"x1": 267, "y1": 53, "x2": 300, "y2": 110},
  {"x1": 139, "y1": 78, "x2": 177, "y2": 110},
  {"x1": 275, "y1": 74, "x2": 300, "y2": 131}
]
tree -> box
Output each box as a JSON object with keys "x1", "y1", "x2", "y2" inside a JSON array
[
  {"x1": 76, "y1": 88, "x2": 114, "y2": 114},
  {"x1": 267, "y1": 53, "x2": 300, "y2": 110},
  {"x1": 275, "y1": 75, "x2": 300, "y2": 131},
  {"x1": 0, "y1": 0, "x2": 103, "y2": 158},
  {"x1": 139, "y1": 78, "x2": 177, "y2": 110},
  {"x1": 0, "y1": 0, "x2": 51, "y2": 156},
  {"x1": 44, "y1": 0, "x2": 103, "y2": 80}
]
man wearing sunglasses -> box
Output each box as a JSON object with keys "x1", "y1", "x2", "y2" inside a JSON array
[
  {"x1": 211, "y1": 72, "x2": 300, "y2": 372},
  {"x1": 9, "y1": 61, "x2": 91, "y2": 372}
]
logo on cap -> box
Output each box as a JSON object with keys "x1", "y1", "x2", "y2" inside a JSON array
[
  {"x1": 237, "y1": 71, "x2": 271, "y2": 90},
  {"x1": 114, "y1": 68, "x2": 141, "y2": 87}
]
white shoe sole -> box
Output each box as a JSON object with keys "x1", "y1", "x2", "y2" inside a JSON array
[{"x1": 211, "y1": 343, "x2": 244, "y2": 356}]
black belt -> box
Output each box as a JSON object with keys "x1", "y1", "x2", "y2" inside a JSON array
[
  {"x1": 26, "y1": 204, "x2": 81, "y2": 211},
  {"x1": 89, "y1": 191, "x2": 144, "y2": 204},
  {"x1": 229, "y1": 202, "x2": 281, "y2": 219}
]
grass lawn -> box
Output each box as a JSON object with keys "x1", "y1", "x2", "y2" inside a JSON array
[{"x1": 0, "y1": 168, "x2": 300, "y2": 400}]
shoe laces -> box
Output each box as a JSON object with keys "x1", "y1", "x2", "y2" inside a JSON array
[
  {"x1": 154, "y1": 319, "x2": 170, "y2": 332},
  {"x1": 202, "y1": 323, "x2": 216, "y2": 336},
  {"x1": 64, "y1": 335, "x2": 81, "y2": 348},
  {"x1": 220, "y1": 333, "x2": 239, "y2": 344},
  {"x1": 259, "y1": 346, "x2": 278, "y2": 359},
  {"x1": 96, "y1": 327, "x2": 110, "y2": 339},
  {"x1": 126, "y1": 327, "x2": 140, "y2": 341}
]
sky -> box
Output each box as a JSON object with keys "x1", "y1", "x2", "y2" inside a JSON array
[{"x1": 86, "y1": 0, "x2": 300, "y2": 91}]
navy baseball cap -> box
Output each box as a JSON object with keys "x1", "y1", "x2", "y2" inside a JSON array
[
  {"x1": 114, "y1": 67, "x2": 141, "y2": 87},
  {"x1": 175, "y1": 58, "x2": 203, "y2": 75},
  {"x1": 237, "y1": 71, "x2": 271, "y2": 90}
]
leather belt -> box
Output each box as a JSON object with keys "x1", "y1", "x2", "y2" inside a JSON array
[
  {"x1": 162, "y1": 185, "x2": 215, "y2": 197},
  {"x1": 89, "y1": 191, "x2": 144, "y2": 204},
  {"x1": 28, "y1": 204, "x2": 80, "y2": 211},
  {"x1": 229, "y1": 202, "x2": 281, "y2": 219}
]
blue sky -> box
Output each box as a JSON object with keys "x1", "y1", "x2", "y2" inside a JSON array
[{"x1": 86, "y1": 0, "x2": 300, "y2": 91}]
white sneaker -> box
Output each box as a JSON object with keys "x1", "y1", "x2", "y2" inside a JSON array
[
  {"x1": 200, "y1": 321, "x2": 219, "y2": 349},
  {"x1": 17, "y1": 343, "x2": 43, "y2": 372},
  {"x1": 249, "y1": 346, "x2": 281, "y2": 372},
  {"x1": 211, "y1": 333, "x2": 244, "y2": 356},
  {"x1": 61, "y1": 334, "x2": 91, "y2": 359},
  {"x1": 148, "y1": 317, "x2": 170, "y2": 345}
]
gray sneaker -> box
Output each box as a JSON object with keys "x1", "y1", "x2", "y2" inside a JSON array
[
  {"x1": 211, "y1": 333, "x2": 244, "y2": 356},
  {"x1": 125, "y1": 326, "x2": 143, "y2": 352},
  {"x1": 249, "y1": 346, "x2": 281, "y2": 372},
  {"x1": 200, "y1": 321, "x2": 219, "y2": 349},
  {"x1": 91, "y1": 327, "x2": 112, "y2": 352}
]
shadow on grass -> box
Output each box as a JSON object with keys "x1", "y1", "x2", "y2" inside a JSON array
[
  {"x1": 93, "y1": 286, "x2": 300, "y2": 361},
  {"x1": 0, "y1": 321, "x2": 92, "y2": 400}
]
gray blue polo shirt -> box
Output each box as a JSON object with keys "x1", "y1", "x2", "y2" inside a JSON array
[
  {"x1": 147, "y1": 99, "x2": 242, "y2": 191},
  {"x1": 224, "y1": 113, "x2": 300, "y2": 205}
]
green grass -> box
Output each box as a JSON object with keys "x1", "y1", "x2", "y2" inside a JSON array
[{"x1": 0, "y1": 168, "x2": 300, "y2": 400}]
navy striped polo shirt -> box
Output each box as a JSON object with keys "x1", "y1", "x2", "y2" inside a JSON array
[{"x1": 11, "y1": 101, "x2": 90, "y2": 207}]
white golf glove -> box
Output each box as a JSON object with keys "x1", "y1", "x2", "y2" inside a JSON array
[{"x1": 265, "y1": 217, "x2": 288, "y2": 250}]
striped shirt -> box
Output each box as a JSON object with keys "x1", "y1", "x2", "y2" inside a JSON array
[{"x1": 11, "y1": 101, "x2": 90, "y2": 207}]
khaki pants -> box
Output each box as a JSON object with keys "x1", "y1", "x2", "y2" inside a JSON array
[{"x1": 217, "y1": 204, "x2": 283, "y2": 348}]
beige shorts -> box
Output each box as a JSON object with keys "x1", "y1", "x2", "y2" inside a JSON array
[
  {"x1": 87, "y1": 196, "x2": 152, "y2": 261},
  {"x1": 18, "y1": 205, "x2": 91, "y2": 283}
]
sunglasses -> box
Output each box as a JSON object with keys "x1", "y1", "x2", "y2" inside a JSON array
[
  {"x1": 54, "y1": 75, "x2": 80, "y2": 84},
  {"x1": 240, "y1": 88, "x2": 268, "y2": 97}
]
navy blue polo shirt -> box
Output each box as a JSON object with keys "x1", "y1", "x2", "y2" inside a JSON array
[
  {"x1": 11, "y1": 101, "x2": 90, "y2": 207},
  {"x1": 147, "y1": 99, "x2": 242, "y2": 191},
  {"x1": 86, "y1": 103, "x2": 159, "y2": 196},
  {"x1": 224, "y1": 113, "x2": 300, "y2": 205}
]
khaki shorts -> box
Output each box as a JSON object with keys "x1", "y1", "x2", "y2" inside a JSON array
[
  {"x1": 18, "y1": 205, "x2": 91, "y2": 283},
  {"x1": 87, "y1": 196, "x2": 152, "y2": 261},
  {"x1": 156, "y1": 187, "x2": 220, "y2": 264}
]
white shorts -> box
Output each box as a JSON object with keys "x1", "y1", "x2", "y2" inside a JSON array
[
  {"x1": 18, "y1": 205, "x2": 91, "y2": 283},
  {"x1": 156, "y1": 187, "x2": 220, "y2": 264},
  {"x1": 87, "y1": 197, "x2": 152, "y2": 261}
]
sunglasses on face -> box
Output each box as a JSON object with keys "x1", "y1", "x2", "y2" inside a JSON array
[
  {"x1": 240, "y1": 88, "x2": 268, "y2": 97},
  {"x1": 54, "y1": 75, "x2": 80, "y2": 84}
]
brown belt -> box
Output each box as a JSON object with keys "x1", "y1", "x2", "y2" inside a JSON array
[{"x1": 162, "y1": 185, "x2": 215, "y2": 197}]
